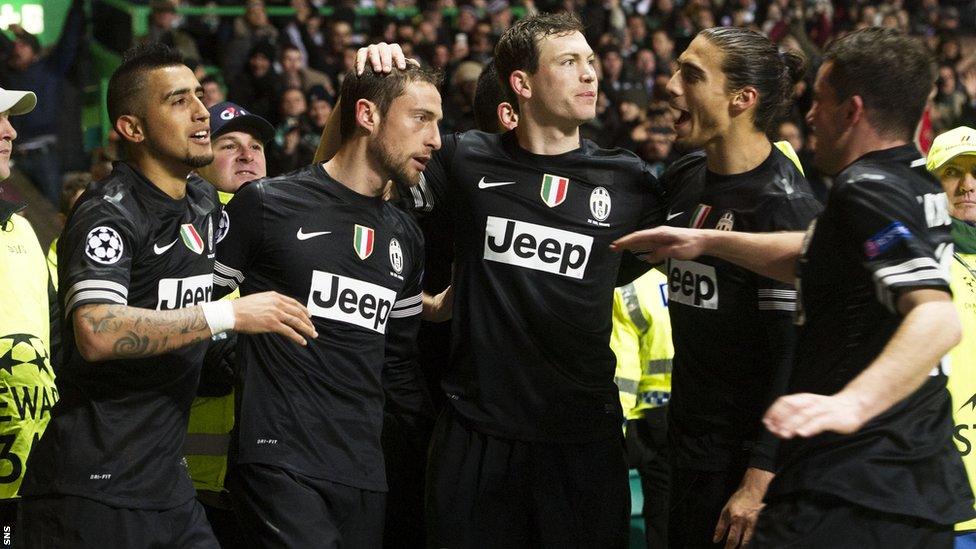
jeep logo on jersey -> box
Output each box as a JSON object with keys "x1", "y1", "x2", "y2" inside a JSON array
[
  {"x1": 389, "y1": 238, "x2": 403, "y2": 274},
  {"x1": 668, "y1": 260, "x2": 718, "y2": 309},
  {"x1": 540, "y1": 174, "x2": 569, "y2": 208},
  {"x1": 180, "y1": 224, "x2": 205, "y2": 254},
  {"x1": 589, "y1": 187, "x2": 611, "y2": 221},
  {"x1": 157, "y1": 274, "x2": 213, "y2": 310},
  {"x1": 307, "y1": 271, "x2": 397, "y2": 333},
  {"x1": 354, "y1": 225, "x2": 375, "y2": 260},
  {"x1": 483, "y1": 216, "x2": 593, "y2": 279}
]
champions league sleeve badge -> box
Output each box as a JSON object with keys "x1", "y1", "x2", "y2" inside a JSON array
[{"x1": 84, "y1": 226, "x2": 124, "y2": 265}]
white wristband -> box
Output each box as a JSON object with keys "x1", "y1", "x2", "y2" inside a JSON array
[{"x1": 201, "y1": 301, "x2": 236, "y2": 336}]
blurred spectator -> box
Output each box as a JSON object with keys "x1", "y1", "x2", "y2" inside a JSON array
[
  {"x1": 278, "y1": 44, "x2": 335, "y2": 97},
  {"x1": 227, "y1": 43, "x2": 282, "y2": 124},
  {"x1": 933, "y1": 64, "x2": 971, "y2": 134},
  {"x1": 304, "y1": 85, "x2": 333, "y2": 147},
  {"x1": 443, "y1": 61, "x2": 483, "y2": 133},
  {"x1": 637, "y1": 126, "x2": 677, "y2": 177},
  {"x1": 142, "y1": 0, "x2": 201, "y2": 64},
  {"x1": 222, "y1": 0, "x2": 279, "y2": 80},
  {"x1": 0, "y1": 0, "x2": 83, "y2": 205},
  {"x1": 267, "y1": 87, "x2": 314, "y2": 175},
  {"x1": 201, "y1": 75, "x2": 226, "y2": 108}
]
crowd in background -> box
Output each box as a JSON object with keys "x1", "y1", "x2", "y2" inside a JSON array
[{"x1": 2, "y1": 0, "x2": 976, "y2": 204}]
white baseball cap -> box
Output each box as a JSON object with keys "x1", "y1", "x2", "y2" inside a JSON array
[{"x1": 0, "y1": 87, "x2": 36, "y2": 116}]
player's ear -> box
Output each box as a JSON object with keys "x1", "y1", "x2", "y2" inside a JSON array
[
  {"x1": 498, "y1": 103, "x2": 518, "y2": 131},
  {"x1": 730, "y1": 86, "x2": 758, "y2": 117},
  {"x1": 115, "y1": 115, "x2": 144, "y2": 144},
  {"x1": 355, "y1": 98, "x2": 379, "y2": 135},
  {"x1": 846, "y1": 94, "x2": 865, "y2": 129},
  {"x1": 510, "y1": 70, "x2": 531, "y2": 100}
]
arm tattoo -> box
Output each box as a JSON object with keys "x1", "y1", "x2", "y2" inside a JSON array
[{"x1": 76, "y1": 304, "x2": 212, "y2": 360}]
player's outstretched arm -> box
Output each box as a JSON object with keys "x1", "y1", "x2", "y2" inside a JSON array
[
  {"x1": 763, "y1": 288, "x2": 960, "y2": 439},
  {"x1": 611, "y1": 227, "x2": 805, "y2": 284},
  {"x1": 73, "y1": 292, "x2": 317, "y2": 362}
]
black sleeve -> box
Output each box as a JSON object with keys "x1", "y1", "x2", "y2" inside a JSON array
[
  {"x1": 59, "y1": 195, "x2": 137, "y2": 318},
  {"x1": 748, "y1": 191, "x2": 821, "y2": 470},
  {"x1": 383, "y1": 230, "x2": 435, "y2": 431},
  {"x1": 616, "y1": 161, "x2": 668, "y2": 286},
  {"x1": 406, "y1": 133, "x2": 460, "y2": 216},
  {"x1": 838, "y1": 177, "x2": 952, "y2": 313},
  {"x1": 213, "y1": 183, "x2": 264, "y2": 299}
]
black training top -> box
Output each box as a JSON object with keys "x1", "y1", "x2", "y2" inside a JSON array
[
  {"x1": 767, "y1": 145, "x2": 975, "y2": 524},
  {"x1": 213, "y1": 164, "x2": 425, "y2": 491},
  {"x1": 22, "y1": 162, "x2": 218, "y2": 510},
  {"x1": 662, "y1": 147, "x2": 822, "y2": 472},
  {"x1": 409, "y1": 130, "x2": 665, "y2": 442}
]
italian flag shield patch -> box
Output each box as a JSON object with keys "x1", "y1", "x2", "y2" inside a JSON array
[
  {"x1": 180, "y1": 223, "x2": 205, "y2": 254},
  {"x1": 540, "y1": 174, "x2": 569, "y2": 208},
  {"x1": 354, "y1": 224, "x2": 375, "y2": 260}
]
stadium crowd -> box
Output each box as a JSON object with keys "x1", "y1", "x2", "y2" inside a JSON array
[{"x1": 3, "y1": 0, "x2": 975, "y2": 204}]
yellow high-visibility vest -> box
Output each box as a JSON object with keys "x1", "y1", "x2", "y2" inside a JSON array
[
  {"x1": 611, "y1": 270, "x2": 674, "y2": 420},
  {"x1": 0, "y1": 209, "x2": 57, "y2": 499}
]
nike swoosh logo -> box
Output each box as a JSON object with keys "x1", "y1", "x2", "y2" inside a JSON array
[
  {"x1": 153, "y1": 239, "x2": 178, "y2": 255},
  {"x1": 477, "y1": 177, "x2": 517, "y2": 189},
  {"x1": 666, "y1": 211, "x2": 685, "y2": 221},
  {"x1": 296, "y1": 228, "x2": 332, "y2": 240}
]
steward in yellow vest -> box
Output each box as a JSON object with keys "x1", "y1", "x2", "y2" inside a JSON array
[{"x1": 610, "y1": 269, "x2": 674, "y2": 549}]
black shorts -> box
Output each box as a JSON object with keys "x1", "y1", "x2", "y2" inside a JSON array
[
  {"x1": 16, "y1": 495, "x2": 217, "y2": 549},
  {"x1": 426, "y1": 408, "x2": 630, "y2": 548},
  {"x1": 753, "y1": 492, "x2": 954, "y2": 549},
  {"x1": 229, "y1": 463, "x2": 385, "y2": 549}
]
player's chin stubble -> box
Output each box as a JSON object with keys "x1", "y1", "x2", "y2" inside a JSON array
[{"x1": 185, "y1": 153, "x2": 215, "y2": 169}]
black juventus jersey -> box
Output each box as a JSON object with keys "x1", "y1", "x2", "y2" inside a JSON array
[
  {"x1": 410, "y1": 130, "x2": 664, "y2": 442},
  {"x1": 767, "y1": 145, "x2": 975, "y2": 524},
  {"x1": 662, "y1": 147, "x2": 821, "y2": 471},
  {"x1": 213, "y1": 164, "x2": 425, "y2": 491},
  {"x1": 22, "y1": 162, "x2": 219, "y2": 510}
]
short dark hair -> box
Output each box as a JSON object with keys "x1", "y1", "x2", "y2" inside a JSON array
[
  {"x1": 698, "y1": 27, "x2": 806, "y2": 136},
  {"x1": 338, "y1": 64, "x2": 443, "y2": 142},
  {"x1": 200, "y1": 74, "x2": 220, "y2": 87},
  {"x1": 822, "y1": 27, "x2": 935, "y2": 140},
  {"x1": 107, "y1": 43, "x2": 186, "y2": 126},
  {"x1": 473, "y1": 60, "x2": 518, "y2": 133},
  {"x1": 494, "y1": 12, "x2": 584, "y2": 94}
]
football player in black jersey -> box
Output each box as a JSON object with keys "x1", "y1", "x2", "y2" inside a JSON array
[
  {"x1": 212, "y1": 63, "x2": 440, "y2": 547},
  {"x1": 614, "y1": 28, "x2": 974, "y2": 547},
  {"x1": 353, "y1": 13, "x2": 665, "y2": 547},
  {"x1": 18, "y1": 44, "x2": 316, "y2": 548},
  {"x1": 657, "y1": 28, "x2": 821, "y2": 549}
]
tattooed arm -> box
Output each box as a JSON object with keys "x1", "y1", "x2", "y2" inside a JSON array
[{"x1": 73, "y1": 292, "x2": 317, "y2": 362}]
